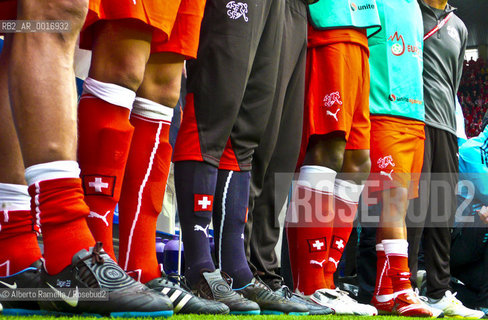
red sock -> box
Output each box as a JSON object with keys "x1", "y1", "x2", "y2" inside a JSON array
[
  {"x1": 25, "y1": 161, "x2": 95, "y2": 275},
  {"x1": 324, "y1": 222, "x2": 352, "y2": 289},
  {"x1": 118, "y1": 98, "x2": 173, "y2": 283},
  {"x1": 78, "y1": 79, "x2": 136, "y2": 260},
  {"x1": 287, "y1": 224, "x2": 332, "y2": 295},
  {"x1": 0, "y1": 184, "x2": 42, "y2": 276},
  {"x1": 383, "y1": 239, "x2": 412, "y2": 292},
  {"x1": 286, "y1": 165, "x2": 336, "y2": 295},
  {"x1": 374, "y1": 243, "x2": 393, "y2": 297},
  {"x1": 324, "y1": 179, "x2": 363, "y2": 288}
]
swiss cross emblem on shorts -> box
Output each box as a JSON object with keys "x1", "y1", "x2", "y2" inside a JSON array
[
  {"x1": 331, "y1": 235, "x2": 346, "y2": 254},
  {"x1": 307, "y1": 237, "x2": 327, "y2": 253},
  {"x1": 82, "y1": 175, "x2": 116, "y2": 197},
  {"x1": 194, "y1": 194, "x2": 213, "y2": 212}
]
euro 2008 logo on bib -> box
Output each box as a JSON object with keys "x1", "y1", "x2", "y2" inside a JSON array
[{"x1": 388, "y1": 32, "x2": 405, "y2": 56}]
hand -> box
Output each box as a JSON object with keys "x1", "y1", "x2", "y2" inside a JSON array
[{"x1": 477, "y1": 206, "x2": 488, "y2": 225}]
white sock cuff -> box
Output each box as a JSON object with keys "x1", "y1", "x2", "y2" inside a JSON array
[
  {"x1": 0, "y1": 183, "x2": 30, "y2": 211},
  {"x1": 382, "y1": 239, "x2": 409, "y2": 256},
  {"x1": 334, "y1": 179, "x2": 364, "y2": 203},
  {"x1": 132, "y1": 97, "x2": 174, "y2": 122},
  {"x1": 25, "y1": 161, "x2": 81, "y2": 186},
  {"x1": 82, "y1": 77, "x2": 136, "y2": 111},
  {"x1": 297, "y1": 165, "x2": 337, "y2": 192},
  {"x1": 376, "y1": 243, "x2": 384, "y2": 252}
]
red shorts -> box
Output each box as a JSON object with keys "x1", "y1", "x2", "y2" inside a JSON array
[
  {"x1": 367, "y1": 116, "x2": 425, "y2": 200},
  {"x1": 153, "y1": 0, "x2": 205, "y2": 58},
  {"x1": 298, "y1": 29, "x2": 370, "y2": 166},
  {"x1": 80, "y1": 0, "x2": 205, "y2": 57}
]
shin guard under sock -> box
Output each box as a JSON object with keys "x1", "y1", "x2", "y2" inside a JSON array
[
  {"x1": 383, "y1": 239, "x2": 412, "y2": 293},
  {"x1": 0, "y1": 183, "x2": 41, "y2": 276},
  {"x1": 324, "y1": 179, "x2": 363, "y2": 288},
  {"x1": 213, "y1": 170, "x2": 253, "y2": 288},
  {"x1": 286, "y1": 165, "x2": 336, "y2": 294},
  {"x1": 118, "y1": 98, "x2": 173, "y2": 283},
  {"x1": 174, "y1": 161, "x2": 217, "y2": 286},
  {"x1": 78, "y1": 77, "x2": 136, "y2": 259},
  {"x1": 374, "y1": 243, "x2": 394, "y2": 299},
  {"x1": 25, "y1": 161, "x2": 95, "y2": 275}
]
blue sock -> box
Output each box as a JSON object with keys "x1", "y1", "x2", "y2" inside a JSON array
[
  {"x1": 174, "y1": 161, "x2": 217, "y2": 286},
  {"x1": 213, "y1": 170, "x2": 254, "y2": 288}
]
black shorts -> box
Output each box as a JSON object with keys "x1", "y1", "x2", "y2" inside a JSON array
[{"x1": 173, "y1": 0, "x2": 284, "y2": 171}]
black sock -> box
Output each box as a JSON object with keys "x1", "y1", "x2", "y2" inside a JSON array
[
  {"x1": 174, "y1": 161, "x2": 217, "y2": 286},
  {"x1": 213, "y1": 169, "x2": 254, "y2": 288}
]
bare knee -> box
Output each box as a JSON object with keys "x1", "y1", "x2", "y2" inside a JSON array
[
  {"x1": 342, "y1": 149, "x2": 371, "y2": 182},
  {"x1": 88, "y1": 21, "x2": 152, "y2": 91},
  {"x1": 321, "y1": 148, "x2": 345, "y2": 172},
  {"x1": 137, "y1": 73, "x2": 182, "y2": 107},
  {"x1": 386, "y1": 187, "x2": 409, "y2": 204},
  {"x1": 18, "y1": 0, "x2": 88, "y2": 34},
  {"x1": 303, "y1": 133, "x2": 346, "y2": 172},
  {"x1": 90, "y1": 55, "x2": 147, "y2": 91},
  {"x1": 137, "y1": 53, "x2": 185, "y2": 107}
]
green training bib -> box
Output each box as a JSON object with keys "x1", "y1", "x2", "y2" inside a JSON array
[{"x1": 308, "y1": 0, "x2": 381, "y2": 37}]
